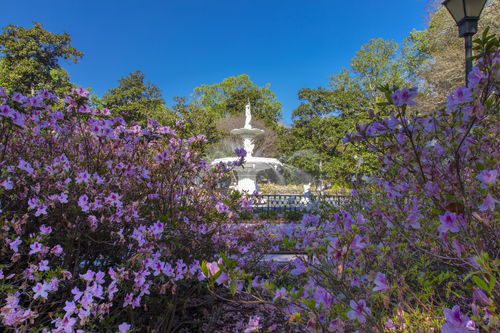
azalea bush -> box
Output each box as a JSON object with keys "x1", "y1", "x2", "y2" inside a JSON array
[
  {"x1": 0, "y1": 86, "x2": 277, "y2": 332},
  {"x1": 207, "y1": 30, "x2": 500, "y2": 332}
]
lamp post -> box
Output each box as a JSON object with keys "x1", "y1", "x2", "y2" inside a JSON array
[
  {"x1": 319, "y1": 161, "x2": 324, "y2": 193},
  {"x1": 442, "y1": 0, "x2": 487, "y2": 85}
]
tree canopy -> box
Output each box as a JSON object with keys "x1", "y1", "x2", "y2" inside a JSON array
[
  {"x1": 0, "y1": 22, "x2": 83, "y2": 96},
  {"x1": 190, "y1": 74, "x2": 283, "y2": 130},
  {"x1": 102, "y1": 70, "x2": 168, "y2": 125}
]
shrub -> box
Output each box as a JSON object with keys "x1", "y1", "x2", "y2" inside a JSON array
[
  {"x1": 283, "y1": 210, "x2": 303, "y2": 222},
  {"x1": 0, "y1": 87, "x2": 274, "y2": 332},
  {"x1": 206, "y1": 31, "x2": 500, "y2": 332}
]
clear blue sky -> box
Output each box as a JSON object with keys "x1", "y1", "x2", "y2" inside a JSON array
[{"x1": 2, "y1": 0, "x2": 427, "y2": 124}]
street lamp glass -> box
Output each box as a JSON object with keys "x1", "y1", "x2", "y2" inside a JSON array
[
  {"x1": 442, "y1": 0, "x2": 488, "y2": 23},
  {"x1": 443, "y1": 0, "x2": 465, "y2": 23},
  {"x1": 465, "y1": 0, "x2": 487, "y2": 17}
]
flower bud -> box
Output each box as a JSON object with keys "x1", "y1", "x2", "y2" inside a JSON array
[{"x1": 473, "y1": 288, "x2": 491, "y2": 306}]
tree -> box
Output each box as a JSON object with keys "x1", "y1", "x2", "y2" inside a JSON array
[
  {"x1": 283, "y1": 35, "x2": 430, "y2": 185},
  {"x1": 102, "y1": 70, "x2": 167, "y2": 125},
  {"x1": 190, "y1": 74, "x2": 283, "y2": 130},
  {"x1": 416, "y1": 0, "x2": 500, "y2": 110},
  {"x1": 170, "y1": 95, "x2": 220, "y2": 143},
  {"x1": 0, "y1": 22, "x2": 83, "y2": 96}
]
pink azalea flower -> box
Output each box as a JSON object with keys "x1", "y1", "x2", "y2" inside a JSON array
[
  {"x1": 350, "y1": 234, "x2": 367, "y2": 250},
  {"x1": 78, "y1": 194, "x2": 89, "y2": 212},
  {"x1": 72, "y1": 286, "x2": 83, "y2": 301},
  {"x1": 373, "y1": 272, "x2": 388, "y2": 292},
  {"x1": 75, "y1": 171, "x2": 91, "y2": 184},
  {"x1": 391, "y1": 88, "x2": 418, "y2": 107},
  {"x1": 347, "y1": 299, "x2": 371, "y2": 323},
  {"x1": 51, "y1": 245, "x2": 63, "y2": 256},
  {"x1": 18, "y1": 159, "x2": 34, "y2": 175},
  {"x1": 59, "y1": 193, "x2": 68, "y2": 203},
  {"x1": 0, "y1": 176, "x2": 13, "y2": 190},
  {"x1": 57, "y1": 315, "x2": 77, "y2": 332},
  {"x1": 452, "y1": 239, "x2": 465, "y2": 254},
  {"x1": 468, "y1": 65, "x2": 486, "y2": 88},
  {"x1": 95, "y1": 271, "x2": 105, "y2": 284},
  {"x1": 33, "y1": 282, "x2": 49, "y2": 299},
  {"x1": 441, "y1": 305, "x2": 475, "y2": 333},
  {"x1": 244, "y1": 316, "x2": 260, "y2": 333},
  {"x1": 215, "y1": 202, "x2": 229, "y2": 214},
  {"x1": 118, "y1": 322, "x2": 132, "y2": 333},
  {"x1": 80, "y1": 270, "x2": 95, "y2": 282},
  {"x1": 29, "y1": 242, "x2": 42, "y2": 255},
  {"x1": 384, "y1": 113, "x2": 400, "y2": 130},
  {"x1": 438, "y1": 211, "x2": 459, "y2": 233},
  {"x1": 479, "y1": 194, "x2": 500, "y2": 212},
  {"x1": 63, "y1": 301, "x2": 77, "y2": 317},
  {"x1": 290, "y1": 258, "x2": 307, "y2": 275},
  {"x1": 35, "y1": 204, "x2": 48, "y2": 217},
  {"x1": 40, "y1": 224, "x2": 52, "y2": 235},
  {"x1": 476, "y1": 170, "x2": 497, "y2": 189},
  {"x1": 39, "y1": 260, "x2": 49, "y2": 271},
  {"x1": 73, "y1": 87, "x2": 90, "y2": 98},
  {"x1": 123, "y1": 293, "x2": 134, "y2": 307},
  {"x1": 216, "y1": 272, "x2": 229, "y2": 285},
  {"x1": 9, "y1": 237, "x2": 22, "y2": 252},
  {"x1": 446, "y1": 87, "x2": 473, "y2": 109}
]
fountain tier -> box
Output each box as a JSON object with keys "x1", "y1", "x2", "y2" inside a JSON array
[{"x1": 211, "y1": 102, "x2": 281, "y2": 193}]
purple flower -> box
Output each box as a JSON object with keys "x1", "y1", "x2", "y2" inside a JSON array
[
  {"x1": 35, "y1": 204, "x2": 48, "y2": 217},
  {"x1": 373, "y1": 272, "x2": 388, "y2": 292},
  {"x1": 441, "y1": 305, "x2": 475, "y2": 333},
  {"x1": 118, "y1": 322, "x2": 132, "y2": 333},
  {"x1": 38, "y1": 260, "x2": 49, "y2": 272},
  {"x1": 468, "y1": 66, "x2": 486, "y2": 88},
  {"x1": 350, "y1": 234, "x2": 367, "y2": 250},
  {"x1": 73, "y1": 87, "x2": 90, "y2": 98},
  {"x1": 9, "y1": 237, "x2": 22, "y2": 252},
  {"x1": 234, "y1": 148, "x2": 247, "y2": 158},
  {"x1": 473, "y1": 288, "x2": 491, "y2": 306},
  {"x1": 290, "y1": 258, "x2": 307, "y2": 275},
  {"x1": 438, "y1": 211, "x2": 459, "y2": 233},
  {"x1": 476, "y1": 170, "x2": 497, "y2": 189},
  {"x1": 244, "y1": 316, "x2": 260, "y2": 333},
  {"x1": 29, "y1": 242, "x2": 42, "y2": 255},
  {"x1": 18, "y1": 159, "x2": 34, "y2": 175},
  {"x1": 33, "y1": 282, "x2": 49, "y2": 299},
  {"x1": 215, "y1": 202, "x2": 229, "y2": 214},
  {"x1": 446, "y1": 87, "x2": 473, "y2": 109},
  {"x1": 40, "y1": 224, "x2": 52, "y2": 235},
  {"x1": 78, "y1": 194, "x2": 90, "y2": 212},
  {"x1": 391, "y1": 88, "x2": 418, "y2": 107},
  {"x1": 479, "y1": 194, "x2": 500, "y2": 212},
  {"x1": 347, "y1": 299, "x2": 371, "y2": 323}
]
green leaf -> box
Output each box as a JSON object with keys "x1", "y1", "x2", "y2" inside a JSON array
[
  {"x1": 489, "y1": 276, "x2": 496, "y2": 293},
  {"x1": 229, "y1": 280, "x2": 237, "y2": 295},
  {"x1": 200, "y1": 261, "x2": 208, "y2": 278},
  {"x1": 213, "y1": 270, "x2": 223, "y2": 282},
  {"x1": 473, "y1": 276, "x2": 489, "y2": 293},
  {"x1": 283, "y1": 237, "x2": 290, "y2": 249}
]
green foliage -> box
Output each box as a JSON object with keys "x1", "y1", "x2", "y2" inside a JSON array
[
  {"x1": 282, "y1": 34, "x2": 430, "y2": 186},
  {"x1": 190, "y1": 74, "x2": 283, "y2": 130},
  {"x1": 258, "y1": 210, "x2": 278, "y2": 220},
  {"x1": 284, "y1": 210, "x2": 302, "y2": 221},
  {"x1": 102, "y1": 70, "x2": 171, "y2": 125},
  {"x1": 0, "y1": 22, "x2": 83, "y2": 96},
  {"x1": 238, "y1": 210, "x2": 254, "y2": 220}
]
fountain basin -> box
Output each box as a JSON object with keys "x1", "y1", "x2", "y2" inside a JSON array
[{"x1": 211, "y1": 156, "x2": 282, "y2": 194}]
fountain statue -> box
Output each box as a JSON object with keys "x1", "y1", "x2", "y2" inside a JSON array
[{"x1": 211, "y1": 101, "x2": 282, "y2": 193}]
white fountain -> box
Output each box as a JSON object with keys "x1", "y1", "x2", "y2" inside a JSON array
[{"x1": 211, "y1": 101, "x2": 282, "y2": 193}]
